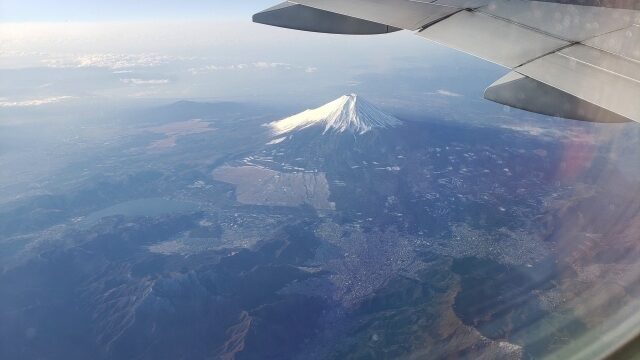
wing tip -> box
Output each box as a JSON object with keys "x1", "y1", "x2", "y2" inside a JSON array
[{"x1": 484, "y1": 72, "x2": 633, "y2": 123}]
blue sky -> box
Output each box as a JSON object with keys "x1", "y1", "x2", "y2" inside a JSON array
[{"x1": 0, "y1": 0, "x2": 276, "y2": 21}]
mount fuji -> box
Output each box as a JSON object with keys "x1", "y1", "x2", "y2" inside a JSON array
[
  {"x1": 259, "y1": 94, "x2": 411, "y2": 171},
  {"x1": 268, "y1": 94, "x2": 402, "y2": 135}
]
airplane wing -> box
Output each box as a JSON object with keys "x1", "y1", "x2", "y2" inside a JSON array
[{"x1": 253, "y1": 0, "x2": 640, "y2": 124}]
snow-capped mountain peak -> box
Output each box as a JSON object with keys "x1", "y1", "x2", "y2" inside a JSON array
[{"x1": 268, "y1": 94, "x2": 402, "y2": 135}]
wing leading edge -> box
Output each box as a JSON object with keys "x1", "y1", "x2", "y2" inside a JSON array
[{"x1": 253, "y1": 0, "x2": 640, "y2": 124}]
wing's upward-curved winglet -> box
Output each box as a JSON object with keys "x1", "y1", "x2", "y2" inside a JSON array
[
  {"x1": 253, "y1": 2, "x2": 400, "y2": 35},
  {"x1": 484, "y1": 72, "x2": 631, "y2": 123}
]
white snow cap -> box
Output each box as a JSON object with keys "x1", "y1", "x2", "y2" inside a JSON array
[{"x1": 269, "y1": 94, "x2": 402, "y2": 135}]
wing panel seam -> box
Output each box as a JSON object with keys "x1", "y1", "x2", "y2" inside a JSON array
[{"x1": 555, "y1": 51, "x2": 640, "y2": 84}]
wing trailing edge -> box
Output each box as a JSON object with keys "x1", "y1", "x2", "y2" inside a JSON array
[{"x1": 253, "y1": 2, "x2": 400, "y2": 35}]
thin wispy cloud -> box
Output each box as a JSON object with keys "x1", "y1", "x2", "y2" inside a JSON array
[
  {"x1": 188, "y1": 62, "x2": 316, "y2": 75},
  {"x1": 0, "y1": 96, "x2": 75, "y2": 107},
  {"x1": 500, "y1": 124, "x2": 595, "y2": 143},
  {"x1": 436, "y1": 89, "x2": 462, "y2": 97},
  {"x1": 120, "y1": 78, "x2": 170, "y2": 85},
  {"x1": 188, "y1": 64, "x2": 248, "y2": 74},
  {"x1": 42, "y1": 53, "x2": 175, "y2": 69},
  {"x1": 253, "y1": 62, "x2": 290, "y2": 69}
]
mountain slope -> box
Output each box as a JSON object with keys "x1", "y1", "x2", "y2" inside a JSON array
[{"x1": 268, "y1": 94, "x2": 402, "y2": 135}]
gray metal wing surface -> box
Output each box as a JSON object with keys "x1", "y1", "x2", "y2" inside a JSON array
[{"x1": 253, "y1": 0, "x2": 640, "y2": 124}]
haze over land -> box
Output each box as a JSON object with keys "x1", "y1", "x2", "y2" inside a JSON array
[{"x1": 1, "y1": 2, "x2": 640, "y2": 359}]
